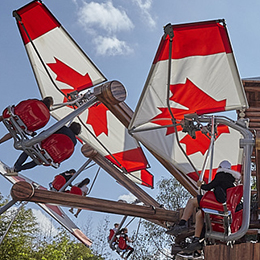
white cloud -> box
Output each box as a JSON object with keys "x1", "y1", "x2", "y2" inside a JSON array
[
  {"x1": 32, "y1": 209, "x2": 59, "y2": 237},
  {"x1": 132, "y1": 0, "x2": 156, "y2": 28},
  {"x1": 77, "y1": 1, "x2": 134, "y2": 34},
  {"x1": 93, "y1": 35, "x2": 133, "y2": 56},
  {"x1": 118, "y1": 193, "x2": 138, "y2": 204}
]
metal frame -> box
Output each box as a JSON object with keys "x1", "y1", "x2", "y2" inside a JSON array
[{"x1": 197, "y1": 115, "x2": 254, "y2": 241}]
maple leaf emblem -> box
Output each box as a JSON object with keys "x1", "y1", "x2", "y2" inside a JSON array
[
  {"x1": 47, "y1": 57, "x2": 93, "y2": 101},
  {"x1": 86, "y1": 102, "x2": 108, "y2": 137},
  {"x1": 180, "y1": 124, "x2": 230, "y2": 155},
  {"x1": 151, "y1": 78, "x2": 226, "y2": 135},
  {"x1": 150, "y1": 78, "x2": 228, "y2": 155},
  {"x1": 151, "y1": 78, "x2": 226, "y2": 126}
]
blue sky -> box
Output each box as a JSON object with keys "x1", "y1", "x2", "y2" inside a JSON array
[{"x1": 1, "y1": 0, "x2": 260, "y2": 257}]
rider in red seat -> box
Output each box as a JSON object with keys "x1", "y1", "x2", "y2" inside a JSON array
[
  {"x1": 50, "y1": 169, "x2": 76, "y2": 191},
  {"x1": 117, "y1": 228, "x2": 134, "y2": 259},
  {"x1": 166, "y1": 160, "x2": 241, "y2": 252},
  {"x1": 108, "y1": 223, "x2": 119, "y2": 250},
  {"x1": 6, "y1": 122, "x2": 81, "y2": 174},
  {"x1": 69, "y1": 178, "x2": 90, "y2": 218},
  {"x1": 0, "y1": 97, "x2": 53, "y2": 144}
]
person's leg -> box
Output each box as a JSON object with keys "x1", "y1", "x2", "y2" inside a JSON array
[
  {"x1": 126, "y1": 246, "x2": 134, "y2": 259},
  {"x1": 194, "y1": 210, "x2": 204, "y2": 238},
  {"x1": 74, "y1": 209, "x2": 82, "y2": 218},
  {"x1": 181, "y1": 197, "x2": 199, "y2": 221},
  {"x1": 182, "y1": 210, "x2": 204, "y2": 253},
  {"x1": 19, "y1": 160, "x2": 37, "y2": 171},
  {"x1": 166, "y1": 197, "x2": 199, "y2": 235},
  {"x1": 14, "y1": 152, "x2": 29, "y2": 172},
  {"x1": 0, "y1": 133, "x2": 12, "y2": 144}
]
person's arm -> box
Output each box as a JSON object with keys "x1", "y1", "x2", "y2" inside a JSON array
[
  {"x1": 200, "y1": 173, "x2": 221, "y2": 191},
  {"x1": 126, "y1": 235, "x2": 133, "y2": 243}
]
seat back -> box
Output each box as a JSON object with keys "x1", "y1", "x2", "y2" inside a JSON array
[
  {"x1": 52, "y1": 175, "x2": 66, "y2": 191},
  {"x1": 70, "y1": 186, "x2": 82, "y2": 195},
  {"x1": 108, "y1": 229, "x2": 118, "y2": 242},
  {"x1": 3, "y1": 99, "x2": 50, "y2": 132},
  {"x1": 41, "y1": 134, "x2": 74, "y2": 164},
  {"x1": 118, "y1": 235, "x2": 127, "y2": 250},
  {"x1": 200, "y1": 185, "x2": 243, "y2": 233}
]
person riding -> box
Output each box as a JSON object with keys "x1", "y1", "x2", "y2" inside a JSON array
[
  {"x1": 5, "y1": 122, "x2": 81, "y2": 175},
  {"x1": 118, "y1": 227, "x2": 134, "y2": 259},
  {"x1": 0, "y1": 96, "x2": 53, "y2": 144},
  {"x1": 49, "y1": 169, "x2": 76, "y2": 191},
  {"x1": 166, "y1": 160, "x2": 241, "y2": 252},
  {"x1": 108, "y1": 223, "x2": 120, "y2": 250},
  {"x1": 69, "y1": 177, "x2": 90, "y2": 218}
]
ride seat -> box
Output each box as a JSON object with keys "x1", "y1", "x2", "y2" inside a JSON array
[
  {"x1": 108, "y1": 229, "x2": 118, "y2": 242},
  {"x1": 41, "y1": 134, "x2": 75, "y2": 164},
  {"x1": 3, "y1": 99, "x2": 50, "y2": 134},
  {"x1": 200, "y1": 185, "x2": 243, "y2": 233},
  {"x1": 52, "y1": 175, "x2": 66, "y2": 191},
  {"x1": 69, "y1": 186, "x2": 82, "y2": 195},
  {"x1": 118, "y1": 236, "x2": 127, "y2": 250}
]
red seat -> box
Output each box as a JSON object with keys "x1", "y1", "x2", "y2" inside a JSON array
[
  {"x1": 41, "y1": 134, "x2": 75, "y2": 164},
  {"x1": 118, "y1": 235, "x2": 127, "y2": 250},
  {"x1": 69, "y1": 186, "x2": 82, "y2": 195},
  {"x1": 52, "y1": 175, "x2": 66, "y2": 191},
  {"x1": 3, "y1": 99, "x2": 50, "y2": 133},
  {"x1": 108, "y1": 229, "x2": 118, "y2": 242},
  {"x1": 200, "y1": 185, "x2": 243, "y2": 233}
]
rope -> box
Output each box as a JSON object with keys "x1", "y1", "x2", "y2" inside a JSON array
[{"x1": 87, "y1": 166, "x2": 100, "y2": 195}]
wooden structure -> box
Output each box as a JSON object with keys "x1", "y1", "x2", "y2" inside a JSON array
[
  {"x1": 204, "y1": 242, "x2": 260, "y2": 260},
  {"x1": 96, "y1": 82, "x2": 198, "y2": 196},
  {"x1": 3, "y1": 77, "x2": 260, "y2": 259},
  {"x1": 239, "y1": 78, "x2": 260, "y2": 225},
  {"x1": 10, "y1": 181, "x2": 179, "y2": 223}
]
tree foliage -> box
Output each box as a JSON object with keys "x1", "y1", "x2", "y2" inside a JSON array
[
  {"x1": 130, "y1": 176, "x2": 191, "y2": 259},
  {"x1": 0, "y1": 176, "x2": 190, "y2": 259},
  {"x1": 0, "y1": 194, "x2": 103, "y2": 260}
]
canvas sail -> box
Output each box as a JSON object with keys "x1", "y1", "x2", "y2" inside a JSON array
[
  {"x1": 129, "y1": 20, "x2": 247, "y2": 185},
  {"x1": 14, "y1": 1, "x2": 153, "y2": 188}
]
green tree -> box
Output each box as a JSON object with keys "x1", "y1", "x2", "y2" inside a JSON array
[
  {"x1": 130, "y1": 177, "x2": 191, "y2": 259},
  {"x1": 34, "y1": 229, "x2": 103, "y2": 260},
  {"x1": 91, "y1": 216, "x2": 111, "y2": 259},
  {"x1": 0, "y1": 194, "x2": 103, "y2": 260},
  {"x1": 0, "y1": 200, "x2": 39, "y2": 259}
]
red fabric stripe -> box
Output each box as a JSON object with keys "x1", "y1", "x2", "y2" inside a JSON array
[
  {"x1": 105, "y1": 147, "x2": 148, "y2": 173},
  {"x1": 16, "y1": 1, "x2": 60, "y2": 44},
  {"x1": 140, "y1": 169, "x2": 154, "y2": 188},
  {"x1": 153, "y1": 21, "x2": 232, "y2": 63},
  {"x1": 187, "y1": 164, "x2": 242, "y2": 183}
]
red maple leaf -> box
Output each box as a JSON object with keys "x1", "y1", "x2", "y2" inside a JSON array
[
  {"x1": 180, "y1": 124, "x2": 230, "y2": 155},
  {"x1": 47, "y1": 57, "x2": 93, "y2": 92},
  {"x1": 86, "y1": 102, "x2": 108, "y2": 137},
  {"x1": 151, "y1": 78, "x2": 226, "y2": 125}
]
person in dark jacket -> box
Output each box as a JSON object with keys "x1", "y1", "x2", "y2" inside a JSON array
[
  {"x1": 166, "y1": 160, "x2": 241, "y2": 242},
  {"x1": 5, "y1": 122, "x2": 81, "y2": 175}
]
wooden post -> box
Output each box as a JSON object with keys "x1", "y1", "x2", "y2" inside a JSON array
[
  {"x1": 11, "y1": 182, "x2": 179, "y2": 223},
  {"x1": 81, "y1": 143, "x2": 160, "y2": 208},
  {"x1": 255, "y1": 131, "x2": 260, "y2": 219}
]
